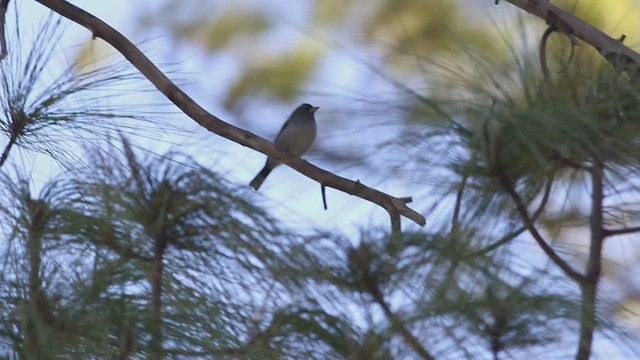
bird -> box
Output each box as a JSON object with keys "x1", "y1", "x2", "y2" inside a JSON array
[{"x1": 249, "y1": 103, "x2": 319, "y2": 190}]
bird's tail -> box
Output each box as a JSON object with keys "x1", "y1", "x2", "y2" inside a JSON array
[{"x1": 249, "y1": 165, "x2": 273, "y2": 190}]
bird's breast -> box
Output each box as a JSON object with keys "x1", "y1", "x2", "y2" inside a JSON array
[{"x1": 277, "y1": 120, "x2": 317, "y2": 155}]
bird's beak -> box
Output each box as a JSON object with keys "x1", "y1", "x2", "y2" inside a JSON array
[{"x1": 310, "y1": 106, "x2": 319, "y2": 114}]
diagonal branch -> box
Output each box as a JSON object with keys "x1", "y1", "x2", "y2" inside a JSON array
[
  {"x1": 501, "y1": 0, "x2": 640, "y2": 73},
  {"x1": 497, "y1": 170, "x2": 583, "y2": 282},
  {"x1": 368, "y1": 279, "x2": 435, "y2": 360},
  {"x1": 35, "y1": 0, "x2": 426, "y2": 227},
  {"x1": 0, "y1": 134, "x2": 17, "y2": 169},
  {"x1": 465, "y1": 172, "x2": 554, "y2": 258}
]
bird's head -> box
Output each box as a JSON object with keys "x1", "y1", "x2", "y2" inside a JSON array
[{"x1": 297, "y1": 103, "x2": 319, "y2": 116}]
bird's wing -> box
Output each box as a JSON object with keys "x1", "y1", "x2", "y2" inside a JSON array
[{"x1": 273, "y1": 116, "x2": 293, "y2": 143}]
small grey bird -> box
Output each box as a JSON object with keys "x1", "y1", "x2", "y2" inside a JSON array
[{"x1": 249, "y1": 103, "x2": 318, "y2": 190}]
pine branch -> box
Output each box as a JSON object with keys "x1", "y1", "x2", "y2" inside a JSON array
[
  {"x1": 577, "y1": 161, "x2": 605, "y2": 360},
  {"x1": 34, "y1": 0, "x2": 426, "y2": 229},
  {"x1": 497, "y1": 170, "x2": 583, "y2": 283},
  {"x1": 465, "y1": 172, "x2": 554, "y2": 258},
  {"x1": 603, "y1": 225, "x2": 640, "y2": 237},
  {"x1": 501, "y1": 0, "x2": 640, "y2": 75},
  {"x1": 0, "y1": 134, "x2": 16, "y2": 169},
  {"x1": 368, "y1": 280, "x2": 435, "y2": 360}
]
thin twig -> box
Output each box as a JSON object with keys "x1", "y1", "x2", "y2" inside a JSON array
[
  {"x1": 603, "y1": 225, "x2": 640, "y2": 237},
  {"x1": 35, "y1": 0, "x2": 426, "y2": 228},
  {"x1": 497, "y1": 170, "x2": 583, "y2": 282},
  {"x1": 539, "y1": 25, "x2": 578, "y2": 83},
  {"x1": 465, "y1": 172, "x2": 554, "y2": 258},
  {"x1": 451, "y1": 165, "x2": 470, "y2": 235},
  {"x1": 0, "y1": 135, "x2": 16, "y2": 169},
  {"x1": 368, "y1": 282, "x2": 435, "y2": 360},
  {"x1": 321, "y1": 184, "x2": 327, "y2": 210}
]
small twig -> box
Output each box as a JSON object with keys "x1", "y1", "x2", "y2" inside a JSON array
[
  {"x1": 539, "y1": 11, "x2": 578, "y2": 83},
  {"x1": 481, "y1": 98, "x2": 498, "y2": 168},
  {"x1": 603, "y1": 225, "x2": 640, "y2": 237},
  {"x1": 497, "y1": 169, "x2": 583, "y2": 282},
  {"x1": 465, "y1": 172, "x2": 554, "y2": 258},
  {"x1": 366, "y1": 275, "x2": 435, "y2": 360},
  {"x1": 0, "y1": 135, "x2": 16, "y2": 169},
  {"x1": 450, "y1": 169, "x2": 469, "y2": 234},
  {"x1": 539, "y1": 26, "x2": 554, "y2": 83},
  {"x1": 0, "y1": 0, "x2": 10, "y2": 61},
  {"x1": 320, "y1": 184, "x2": 327, "y2": 210}
]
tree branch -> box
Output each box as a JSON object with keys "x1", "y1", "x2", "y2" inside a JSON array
[
  {"x1": 35, "y1": 0, "x2": 426, "y2": 227},
  {"x1": 465, "y1": 172, "x2": 554, "y2": 258},
  {"x1": 497, "y1": 170, "x2": 583, "y2": 282},
  {"x1": 577, "y1": 160, "x2": 605, "y2": 360},
  {"x1": 603, "y1": 225, "x2": 640, "y2": 237},
  {"x1": 0, "y1": 134, "x2": 16, "y2": 169},
  {"x1": 502, "y1": 0, "x2": 640, "y2": 73},
  {"x1": 368, "y1": 280, "x2": 435, "y2": 360}
]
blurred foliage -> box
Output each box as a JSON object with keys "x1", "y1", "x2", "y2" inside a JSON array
[
  {"x1": 134, "y1": 0, "x2": 500, "y2": 110},
  {"x1": 363, "y1": 1, "x2": 499, "y2": 63},
  {"x1": 132, "y1": 0, "x2": 640, "y2": 111},
  {"x1": 225, "y1": 41, "x2": 321, "y2": 108},
  {"x1": 0, "y1": 140, "x2": 362, "y2": 358}
]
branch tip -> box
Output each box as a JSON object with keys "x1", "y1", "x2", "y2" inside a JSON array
[{"x1": 320, "y1": 184, "x2": 328, "y2": 210}]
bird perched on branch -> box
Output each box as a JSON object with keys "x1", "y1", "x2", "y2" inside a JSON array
[{"x1": 249, "y1": 103, "x2": 319, "y2": 190}]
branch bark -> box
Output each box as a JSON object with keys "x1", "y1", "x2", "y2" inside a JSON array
[
  {"x1": 35, "y1": 0, "x2": 426, "y2": 228},
  {"x1": 501, "y1": 0, "x2": 640, "y2": 71}
]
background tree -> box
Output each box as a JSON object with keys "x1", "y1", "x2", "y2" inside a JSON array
[{"x1": 0, "y1": 0, "x2": 639, "y2": 359}]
